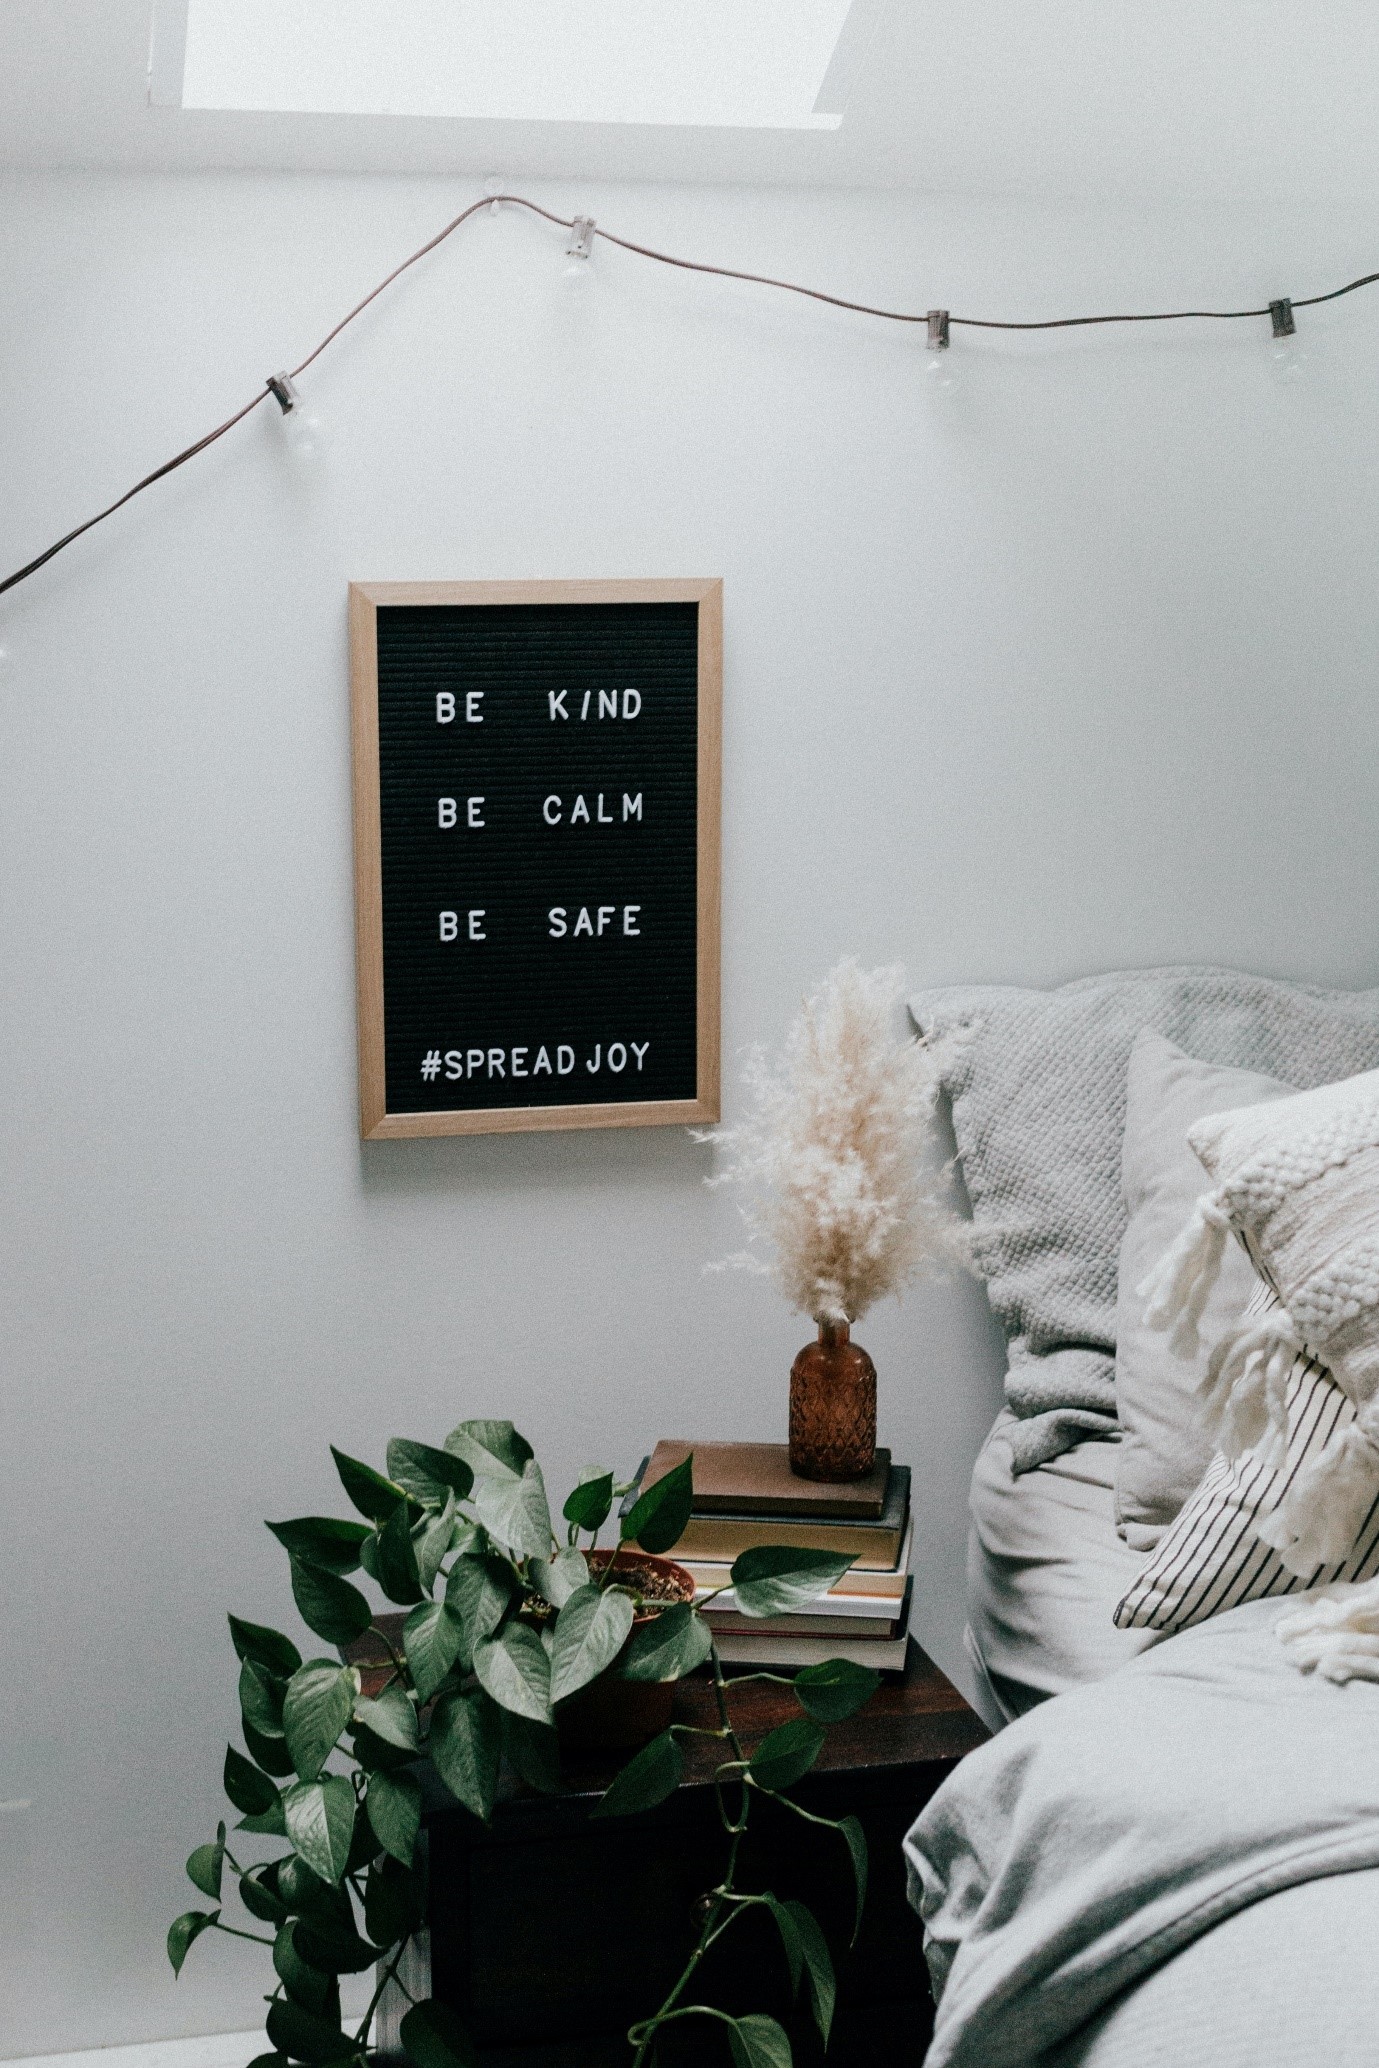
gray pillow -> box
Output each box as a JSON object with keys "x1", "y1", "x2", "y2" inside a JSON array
[
  {"x1": 1113, "y1": 1032, "x2": 1295, "y2": 1549},
  {"x1": 909, "y1": 966, "x2": 1379, "y2": 1474}
]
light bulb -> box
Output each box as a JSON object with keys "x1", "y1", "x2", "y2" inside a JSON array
[
  {"x1": 1270, "y1": 335, "x2": 1308, "y2": 384},
  {"x1": 926, "y1": 350, "x2": 957, "y2": 392},
  {"x1": 563, "y1": 255, "x2": 591, "y2": 289}
]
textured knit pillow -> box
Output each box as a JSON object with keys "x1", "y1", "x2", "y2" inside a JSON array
[
  {"x1": 909, "y1": 966, "x2": 1379, "y2": 1474},
  {"x1": 1115, "y1": 1282, "x2": 1379, "y2": 1632},
  {"x1": 1143, "y1": 1067, "x2": 1379, "y2": 1573},
  {"x1": 1114, "y1": 1034, "x2": 1297, "y2": 1548}
]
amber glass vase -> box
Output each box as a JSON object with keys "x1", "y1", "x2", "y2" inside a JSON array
[{"x1": 788, "y1": 1319, "x2": 877, "y2": 1481}]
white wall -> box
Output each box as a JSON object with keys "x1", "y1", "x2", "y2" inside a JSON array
[{"x1": 3, "y1": 169, "x2": 1379, "y2": 2054}]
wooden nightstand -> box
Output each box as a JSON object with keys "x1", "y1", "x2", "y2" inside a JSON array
[{"x1": 380, "y1": 1637, "x2": 987, "y2": 2065}]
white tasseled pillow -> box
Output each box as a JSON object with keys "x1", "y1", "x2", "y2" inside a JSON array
[
  {"x1": 1116, "y1": 1282, "x2": 1379, "y2": 1632},
  {"x1": 1141, "y1": 1067, "x2": 1379, "y2": 1573}
]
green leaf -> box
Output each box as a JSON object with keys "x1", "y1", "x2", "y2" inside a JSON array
[
  {"x1": 387, "y1": 1438, "x2": 476, "y2": 1505},
  {"x1": 283, "y1": 1775, "x2": 357, "y2": 1885},
  {"x1": 762, "y1": 1894, "x2": 803, "y2": 1997},
  {"x1": 239, "y1": 1656, "x2": 287, "y2": 1738},
  {"x1": 783, "y1": 1899, "x2": 836, "y2": 2045},
  {"x1": 470, "y1": 1461, "x2": 553, "y2": 1561},
  {"x1": 404, "y1": 1600, "x2": 467, "y2": 1703},
  {"x1": 224, "y1": 1743, "x2": 279, "y2": 1816},
  {"x1": 185, "y1": 1823, "x2": 225, "y2": 1901},
  {"x1": 265, "y1": 1996, "x2": 346, "y2": 2067},
  {"x1": 727, "y1": 2013, "x2": 793, "y2": 2068},
  {"x1": 276, "y1": 1853, "x2": 328, "y2": 1914},
  {"x1": 366, "y1": 1768, "x2": 422, "y2": 1868},
  {"x1": 748, "y1": 1717, "x2": 827, "y2": 1793},
  {"x1": 528, "y1": 1547, "x2": 588, "y2": 1610},
  {"x1": 353, "y1": 1688, "x2": 420, "y2": 1754},
  {"x1": 620, "y1": 1455, "x2": 694, "y2": 1554},
  {"x1": 289, "y1": 1560, "x2": 374, "y2": 1647},
  {"x1": 283, "y1": 1662, "x2": 361, "y2": 1781},
  {"x1": 244, "y1": 1718, "x2": 298, "y2": 1778},
  {"x1": 618, "y1": 1601, "x2": 713, "y2": 1683},
  {"x1": 414, "y1": 1492, "x2": 457, "y2": 1594},
  {"x1": 376, "y1": 1500, "x2": 426, "y2": 1606},
  {"x1": 364, "y1": 1854, "x2": 424, "y2": 1950},
  {"x1": 549, "y1": 1584, "x2": 635, "y2": 1704},
  {"x1": 345, "y1": 1798, "x2": 381, "y2": 1877},
  {"x1": 729, "y1": 1546, "x2": 854, "y2": 1618},
  {"x1": 839, "y1": 1814, "x2": 868, "y2": 1946},
  {"x1": 229, "y1": 1614, "x2": 302, "y2": 1676},
  {"x1": 273, "y1": 1919, "x2": 333, "y2": 2014},
  {"x1": 265, "y1": 1517, "x2": 373, "y2": 1575},
  {"x1": 294, "y1": 1909, "x2": 380, "y2": 1975},
  {"x1": 444, "y1": 1418, "x2": 532, "y2": 1482},
  {"x1": 399, "y1": 2000, "x2": 479, "y2": 2068},
  {"x1": 429, "y1": 1687, "x2": 501, "y2": 1822},
  {"x1": 244, "y1": 2054, "x2": 288, "y2": 2068},
  {"x1": 562, "y1": 1471, "x2": 614, "y2": 1533},
  {"x1": 445, "y1": 1553, "x2": 514, "y2": 1642},
  {"x1": 167, "y1": 1908, "x2": 218, "y2": 1977},
  {"x1": 793, "y1": 1656, "x2": 880, "y2": 1724},
  {"x1": 501, "y1": 1711, "x2": 563, "y2": 1796},
  {"x1": 331, "y1": 1445, "x2": 411, "y2": 1523},
  {"x1": 239, "y1": 1865, "x2": 288, "y2": 1925},
  {"x1": 591, "y1": 1728, "x2": 684, "y2": 1818},
  {"x1": 472, "y1": 1622, "x2": 553, "y2": 1723},
  {"x1": 235, "y1": 1799, "x2": 287, "y2": 1836}
]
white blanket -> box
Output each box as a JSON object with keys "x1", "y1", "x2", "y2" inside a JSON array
[{"x1": 907, "y1": 1595, "x2": 1379, "y2": 2068}]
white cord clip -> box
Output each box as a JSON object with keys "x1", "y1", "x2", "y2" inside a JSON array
[
  {"x1": 927, "y1": 309, "x2": 950, "y2": 349},
  {"x1": 566, "y1": 217, "x2": 597, "y2": 262},
  {"x1": 266, "y1": 373, "x2": 301, "y2": 413}
]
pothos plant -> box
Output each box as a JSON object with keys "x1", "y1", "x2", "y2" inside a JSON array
[{"x1": 171, "y1": 1419, "x2": 878, "y2": 2068}]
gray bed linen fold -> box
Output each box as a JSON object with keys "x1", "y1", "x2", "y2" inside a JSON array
[{"x1": 906, "y1": 1594, "x2": 1379, "y2": 2068}]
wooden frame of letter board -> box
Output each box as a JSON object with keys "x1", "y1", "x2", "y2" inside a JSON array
[{"x1": 349, "y1": 577, "x2": 722, "y2": 1140}]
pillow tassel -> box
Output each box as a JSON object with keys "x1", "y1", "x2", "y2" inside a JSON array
[
  {"x1": 1257, "y1": 1400, "x2": 1379, "y2": 1574},
  {"x1": 1138, "y1": 1192, "x2": 1234, "y2": 1354},
  {"x1": 1201, "y1": 1307, "x2": 1302, "y2": 1461},
  {"x1": 1277, "y1": 1576, "x2": 1379, "y2": 1684}
]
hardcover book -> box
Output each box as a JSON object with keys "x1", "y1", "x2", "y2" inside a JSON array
[{"x1": 641, "y1": 1438, "x2": 892, "y2": 1520}]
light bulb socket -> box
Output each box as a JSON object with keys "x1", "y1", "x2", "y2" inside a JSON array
[
  {"x1": 566, "y1": 216, "x2": 597, "y2": 261},
  {"x1": 927, "y1": 309, "x2": 950, "y2": 350},
  {"x1": 267, "y1": 372, "x2": 301, "y2": 414},
  {"x1": 1269, "y1": 298, "x2": 1296, "y2": 339}
]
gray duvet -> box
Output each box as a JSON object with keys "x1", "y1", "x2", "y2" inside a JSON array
[{"x1": 907, "y1": 1595, "x2": 1379, "y2": 2068}]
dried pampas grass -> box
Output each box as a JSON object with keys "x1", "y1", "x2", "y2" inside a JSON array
[{"x1": 703, "y1": 961, "x2": 970, "y2": 1324}]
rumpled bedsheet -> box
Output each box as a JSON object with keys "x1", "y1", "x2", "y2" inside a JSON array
[{"x1": 906, "y1": 1594, "x2": 1379, "y2": 2068}]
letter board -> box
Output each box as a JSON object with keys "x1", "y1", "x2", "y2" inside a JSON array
[{"x1": 349, "y1": 579, "x2": 722, "y2": 1138}]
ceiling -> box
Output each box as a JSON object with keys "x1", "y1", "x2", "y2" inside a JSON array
[{"x1": 3, "y1": 1, "x2": 1379, "y2": 204}]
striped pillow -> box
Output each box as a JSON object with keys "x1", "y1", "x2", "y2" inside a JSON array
[{"x1": 1115, "y1": 1283, "x2": 1379, "y2": 1632}]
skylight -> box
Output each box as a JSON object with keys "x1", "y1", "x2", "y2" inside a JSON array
[{"x1": 152, "y1": 0, "x2": 866, "y2": 129}]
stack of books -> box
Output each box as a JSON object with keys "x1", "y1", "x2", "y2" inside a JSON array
[{"x1": 624, "y1": 1439, "x2": 912, "y2": 1673}]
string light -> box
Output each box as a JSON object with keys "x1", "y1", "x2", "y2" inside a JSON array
[{"x1": 3, "y1": 188, "x2": 1374, "y2": 600}]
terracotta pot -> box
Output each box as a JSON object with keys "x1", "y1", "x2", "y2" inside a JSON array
[
  {"x1": 557, "y1": 1549, "x2": 696, "y2": 1751},
  {"x1": 789, "y1": 1318, "x2": 877, "y2": 1480}
]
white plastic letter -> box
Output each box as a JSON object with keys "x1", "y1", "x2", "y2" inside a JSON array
[
  {"x1": 466, "y1": 1048, "x2": 484, "y2": 1077},
  {"x1": 571, "y1": 796, "x2": 590, "y2": 825},
  {"x1": 607, "y1": 1043, "x2": 627, "y2": 1073},
  {"x1": 438, "y1": 797, "x2": 457, "y2": 828},
  {"x1": 487, "y1": 1049, "x2": 505, "y2": 1077},
  {"x1": 597, "y1": 793, "x2": 612, "y2": 823},
  {"x1": 549, "y1": 690, "x2": 568, "y2": 720},
  {"x1": 573, "y1": 908, "x2": 593, "y2": 937},
  {"x1": 623, "y1": 793, "x2": 642, "y2": 822},
  {"x1": 557, "y1": 1045, "x2": 575, "y2": 1075},
  {"x1": 444, "y1": 1050, "x2": 463, "y2": 1080},
  {"x1": 533, "y1": 1046, "x2": 553, "y2": 1075},
  {"x1": 622, "y1": 906, "x2": 640, "y2": 936},
  {"x1": 598, "y1": 690, "x2": 617, "y2": 720},
  {"x1": 511, "y1": 1048, "x2": 529, "y2": 1077},
  {"x1": 548, "y1": 908, "x2": 567, "y2": 938},
  {"x1": 468, "y1": 910, "x2": 486, "y2": 941},
  {"x1": 631, "y1": 1041, "x2": 650, "y2": 1070},
  {"x1": 439, "y1": 910, "x2": 458, "y2": 941},
  {"x1": 586, "y1": 1045, "x2": 601, "y2": 1073},
  {"x1": 623, "y1": 688, "x2": 641, "y2": 719},
  {"x1": 467, "y1": 797, "x2": 485, "y2": 828},
  {"x1": 436, "y1": 692, "x2": 455, "y2": 723},
  {"x1": 466, "y1": 692, "x2": 484, "y2": 723},
  {"x1": 596, "y1": 906, "x2": 614, "y2": 936},
  {"x1": 543, "y1": 796, "x2": 562, "y2": 825}
]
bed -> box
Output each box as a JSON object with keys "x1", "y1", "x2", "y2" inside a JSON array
[{"x1": 903, "y1": 969, "x2": 1379, "y2": 2068}]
